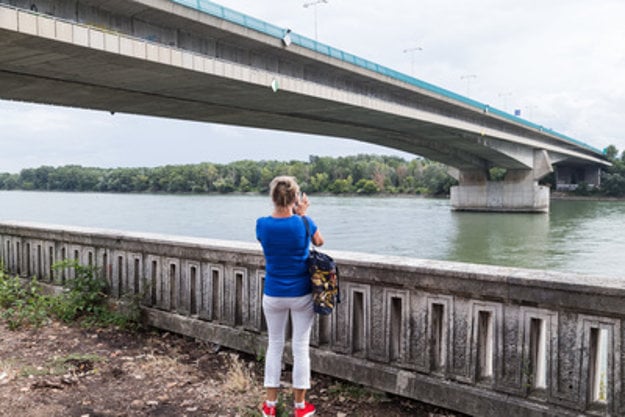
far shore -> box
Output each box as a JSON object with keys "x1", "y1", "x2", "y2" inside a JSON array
[
  {"x1": 550, "y1": 192, "x2": 625, "y2": 201},
  {"x1": 2, "y1": 188, "x2": 624, "y2": 201}
]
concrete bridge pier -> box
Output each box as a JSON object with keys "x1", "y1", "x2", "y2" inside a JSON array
[{"x1": 449, "y1": 150, "x2": 553, "y2": 213}]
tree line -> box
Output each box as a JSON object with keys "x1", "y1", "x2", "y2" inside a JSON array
[{"x1": 0, "y1": 155, "x2": 458, "y2": 196}]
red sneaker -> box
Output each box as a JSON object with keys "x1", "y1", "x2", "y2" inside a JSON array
[
  {"x1": 294, "y1": 401, "x2": 315, "y2": 417},
  {"x1": 262, "y1": 401, "x2": 276, "y2": 417}
]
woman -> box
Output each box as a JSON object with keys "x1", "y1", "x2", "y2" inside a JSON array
[{"x1": 256, "y1": 176, "x2": 324, "y2": 417}]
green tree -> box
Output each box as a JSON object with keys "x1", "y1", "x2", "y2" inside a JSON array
[
  {"x1": 604, "y1": 145, "x2": 619, "y2": 162},
  {"x1": 0, "y1": 173, "x2": 19, "y2": 190},
  {"x1": 488, "y1": 167, "x2": 507, "y2": 181},
  {"x1": 309, "y1": 172, "x2": 330, "y2": 192},
  {"x1": 329, "y1": 176, "x2": 353, "y2": 194},
  {"x1": 601, "y1": 172, "x2": 625, "y2": 197},
  {"x1": 422, "y1": 164, "x2": 456, "y2": 195},
  {"x1": 355, "y1": 179, "x2": 380, "y2": 194}
]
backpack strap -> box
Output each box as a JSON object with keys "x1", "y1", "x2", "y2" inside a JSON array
[{"x1": 301, "y1": 216, "x2": 311, "y2": 249}]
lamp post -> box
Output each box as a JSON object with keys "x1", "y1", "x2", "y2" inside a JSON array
[
  {"x1": 402, "y1": 46, "x2": 422, "y2": 76},
  {"x1": 460, "y1": 74, "x2": 477, "y2": 97},
  {"x1": 303, "y1": 0, "x2": 328, "y2": 41}
]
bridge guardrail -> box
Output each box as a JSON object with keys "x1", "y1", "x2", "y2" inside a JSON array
[{"x1": 0, "y1": 0, "x2": 605, "y2": 156}]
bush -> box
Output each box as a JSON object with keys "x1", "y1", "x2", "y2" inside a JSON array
[
  {"x1": 0, "y1": 261, "x2": 139, "y2": 330},
  {"x1": 50, "y1": 260, "x2": 109, "y2": 324}
]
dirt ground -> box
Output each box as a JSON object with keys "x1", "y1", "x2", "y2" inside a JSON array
[{"x1": 0, "y1": 320, "x2": 466, "y2": 417}]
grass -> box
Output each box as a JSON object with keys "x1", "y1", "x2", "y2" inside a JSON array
[
  {"x1": 11, "y1": 353, "x2": 103, "y2": 379},
  {"x1": 328, "y1": 381, "x2": 386, "y2": 403}
]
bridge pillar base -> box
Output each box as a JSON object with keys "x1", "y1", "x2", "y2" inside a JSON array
[{"x1": 450, "y1": 181, "x2": 549, "y2": 213}]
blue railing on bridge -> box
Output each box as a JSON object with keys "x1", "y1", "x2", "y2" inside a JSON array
[{"x1": 172, "y1": 0, "x2": 604, "y2": 156}]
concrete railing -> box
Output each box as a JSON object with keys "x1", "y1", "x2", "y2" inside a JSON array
[{"x1": 0, "y1": 220, "x2": 623, "y2": 417}]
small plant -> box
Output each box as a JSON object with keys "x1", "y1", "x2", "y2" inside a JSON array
[
  {"x1": 0, "y1": 271, "x2": 51, "y2": 330},
  {"x1": 50, "y1": 260, "x2": 139, "y2": 328},
  {"x1": 50, "y1": 260, "x2": 108, "y2": 323},
  {"x1": 274, "y1": 392, "x2": 290, "y2": 417}
]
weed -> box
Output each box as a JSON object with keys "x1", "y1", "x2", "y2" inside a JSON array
[
  {"x1": 0, "y1": 261, "x2": 141, "y2": 330},
  {"x1": 0, "y1": 359, "x2": 18, "y2": 384},
  {"x1": 599, "y1": 371, "x2": 607, "y2": 401},
  {"x1": 256, "y1": 346, "x2": 266, "y2": 364},
  {"x1": 521, "y1": 360, "x2": 534, "y2": 390}
]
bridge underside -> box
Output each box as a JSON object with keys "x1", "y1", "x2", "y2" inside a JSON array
[{"x1": 0, "y1": 3, "x2": 609, "y2": 212}]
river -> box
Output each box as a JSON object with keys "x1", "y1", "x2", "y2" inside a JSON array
[{"x1": 1, "y1": 191, "x2": 624, "y2": 277}]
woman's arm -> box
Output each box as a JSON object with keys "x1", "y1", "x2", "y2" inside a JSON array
[
  {"x1": 294, "y1": 192, "x2": 324, "y2": 246},
  {"x1": 312, "y1": 230, "x2": 324, "y2": 247}
]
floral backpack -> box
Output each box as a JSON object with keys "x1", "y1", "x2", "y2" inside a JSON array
[{"x1": 302, "y1": 217, "x2": 340, "y2": 315}]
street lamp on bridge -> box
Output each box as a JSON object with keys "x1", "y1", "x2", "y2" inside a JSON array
[
  {"x1": 403, "y1": 46, "x2": 423, "y2": 76},
  {"x1": 460, "y1": 74, "x2": 477, "y2": 97},
  {"x1": 303, "y1": 0, "x2": 328, "y2": 41}
]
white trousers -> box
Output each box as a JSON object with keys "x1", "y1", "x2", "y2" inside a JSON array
[{"x1": 262, "y1": 294, "x2": 314, "y2": 389}]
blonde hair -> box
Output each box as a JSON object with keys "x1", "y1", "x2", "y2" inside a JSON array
[{"x1": 269, "y1": 176, "x2": 300, "y2": 208}]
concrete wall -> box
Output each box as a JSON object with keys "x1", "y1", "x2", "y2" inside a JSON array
[{"x1": 0, "y1": 221, "x2": 622, "y2": 417}]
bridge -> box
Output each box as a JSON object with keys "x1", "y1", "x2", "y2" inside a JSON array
[{"x1": 0, "y1": 0, "x2": 611, "y2": 211}]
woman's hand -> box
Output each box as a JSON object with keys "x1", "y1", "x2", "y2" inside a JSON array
[{"x1": 293, "y1": 192, "x2": 310, "y2": 216}]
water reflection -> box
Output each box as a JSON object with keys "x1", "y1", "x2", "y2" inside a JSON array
[
  {"x1": 548, "y1": 200, "x2": 625, "y2": 277},
  {"x1": 446, "y1": 211, "x2": 550, "y2": 269},
  {"x1": 446, "y1": 200, "x2": 625, "y2": 277}
]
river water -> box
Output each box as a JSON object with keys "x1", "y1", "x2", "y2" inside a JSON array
[{"x1": 1, "y1": 191, "x2": 624, "y2": 277}]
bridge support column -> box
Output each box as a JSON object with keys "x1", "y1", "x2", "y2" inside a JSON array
[{"x1": 449, "y1": 151, "x2": 552, "y2": 213}]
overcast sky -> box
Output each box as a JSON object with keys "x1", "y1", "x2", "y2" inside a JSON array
[{"x1": 2, "y1": 0, "x2": 624, "y2": 173}]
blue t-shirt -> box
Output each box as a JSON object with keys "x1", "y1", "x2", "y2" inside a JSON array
[{"x1": 256, "y1": 215, "x2": 318, "y2": 297}]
